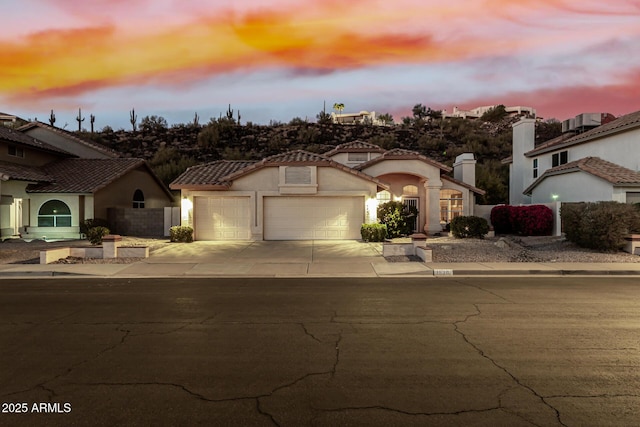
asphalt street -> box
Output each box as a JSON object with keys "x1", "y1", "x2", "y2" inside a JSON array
[{"x1": 1, "y1": 277, "x2": 639, "y2": 426}]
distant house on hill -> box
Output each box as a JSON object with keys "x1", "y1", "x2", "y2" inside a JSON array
[
  {"x1": 442, "y1": 105, "x2": 537, "y2": 120},
  {"x1": 330, "y1": 111, "x2": 387, "y2": 126}
]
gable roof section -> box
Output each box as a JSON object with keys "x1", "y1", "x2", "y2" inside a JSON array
[
  {"x1": 0, "y1": 160, "x2": 52, "y2": 182},
  {"x1": 354, "y1": 148, "x2": 452, "y2": 172},
  {"x1": 18, "y1": 121, "x2": 120, "y2": 158},
  {"x1": 170, "y1": 160, "x2": 258, "y2": 190},
  {"x1": 525, "y1": 110, "x2": 640, "y2": 157},
  {"x1": 323, "y1": 140, "x2": 387, "y2": 156},
  {"x1": 26, "y1": 159, "x2": 172, "y2": 199},
  {"x1": 524, "y1": 157, "x2": 640, "y2": 195},
  {"x1": 0, "y1": 125, "x2": 73, "y2": 156},
  {"x1": 441, "y1": 175, "x2": 486, "y2": 195},
  {"x1": 171, "y1": 150, "x2": 389, "y2": 190}
]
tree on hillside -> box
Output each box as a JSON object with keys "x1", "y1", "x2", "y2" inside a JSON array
[
  {"x1": 316, "y1": 110, "x2": 333, "y2": 125},
  {"x1": 140, "y1": 115, "x2": 168, "y2": 133},
  {"x1": 480, "y1": 105, "x2": 507, "y2": 122},
  {"x1": 377, "y1": 113, "x2": 394, "y2": 125},
  {"x1": 332, "y1": 103, "x2": 345, "y2": 123}
]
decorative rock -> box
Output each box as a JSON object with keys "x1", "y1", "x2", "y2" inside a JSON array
[{"x1": 495, "y1": 238, "x2": 510, "y2": 249}]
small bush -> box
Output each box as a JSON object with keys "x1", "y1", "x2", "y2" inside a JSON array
[
  {"x1": 360, "y1": 223, "x2": 387, "y2": 242},
  {"x1": 490, "y1": 205, "x2": 512, "y2": 234},
  {"x1": 450, "y1": 216, "x2": 490, "y2": 239},
  {"x1": 170, "y1": 226, "x2": 194, "y2": 243},
  {"x1": 377, "y1": 201, "x2": 418, "y2": 238},
  {"x1": 80, "y1": 218, "x2": 110, "y2": 236},
  {"x1": 87, "y1": 226, "x2": 110, "y2": 245},
  {"x1": 562, "y1": 202, "x2": 640, "y2": 251}
]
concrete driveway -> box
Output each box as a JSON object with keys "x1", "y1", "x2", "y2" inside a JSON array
[{"x1": 147, "y1": 240, "x2": 384, "y2": 264}]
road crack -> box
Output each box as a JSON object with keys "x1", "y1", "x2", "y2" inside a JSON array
[{"x1": 454, "y1": 304, "x2": 567, "y2": 427}]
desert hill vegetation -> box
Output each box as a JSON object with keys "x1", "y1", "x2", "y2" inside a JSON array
[{"x1": 79, "y1": 104, "x2": 562, "y2": 204}]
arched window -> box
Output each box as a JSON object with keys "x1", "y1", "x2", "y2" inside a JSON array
[
  {"x1": 133, "y1": 189, "x2": 145, "y2": 208},
  {"x1": 38, "y1": 200, "x2": 72, "y2": 227},
  {"x1": 402, "y1": 185, "x2": 418, "y2": 196}
]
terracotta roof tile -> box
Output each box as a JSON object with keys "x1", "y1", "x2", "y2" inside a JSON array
[
  {"x1": 170, "y1": 160, "x2": 257, "y2": 189},
  {"x1": 354, "y1": 148, "x2": 452, "y2": 172},
  {"x1": 524, "y1": 157, "x2": 640, "y2": 194},
  {"x1": 324, "y1": 141, "x2": 386, "y2": 155},
  {"x1": 526, "y1": 110, "x2": 640, "y2": 156},
  {"x1": 18, "y1": 121, "x2": 120, "y2": 158},
  {"x1": 262, "y1": 150, "x2": 332, "y2": 164},
  {"x1": 27, "y1": 158, "x2": 147, "y2": 193},
  {"x1": 441, "y1": 175, "x2": 486, "y2": 195},
  {"x1": 0, "y1": 160, "x2": 52, "y2": 182},
  {"x1": 0, "y1": 125, "x2": 73, "y2": 156}
]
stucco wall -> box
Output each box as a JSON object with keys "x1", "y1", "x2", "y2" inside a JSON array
[
  {"x1": 0, "y1": 141, "x2": 61, "y2": 166},
  {"x1": 231, "y1": 168, "x2": 279, "y2": 191},
  {"x1": 361, "y1": 160, "x2": 443, "y2": 183},
  {"x1": 531, "y1": 171, "x2": 612, "y2": 204},
  {"x1": 93, "y1": 168, "x2": 173, "y2": 219},
  {"x1": 23, "y1": 127, "x2": 112, "y2": 159},
  {"x1": 317, "y1": 167, "x2": 377, "y2": 193}
]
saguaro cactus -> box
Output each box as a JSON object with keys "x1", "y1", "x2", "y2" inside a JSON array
[
  {"x1": 49, "y1": 110, "x2": 56, "y2": 126},
  {"x1": 130, "y1": 108, "x2": 138, "y2": 131},
  {"x1": 75, "y1": 108, "x2": 85, "y2": 131},
  {"x1": 90, "y1": 114, "x2": 96, "y2": 133}
]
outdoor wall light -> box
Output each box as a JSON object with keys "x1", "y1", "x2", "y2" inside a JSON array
[
  {"x1": 551, "y1": 194, "x2": 559, "y2": 201},
  {"x1": 181, "y1": 197, "x2": 193, "y2": 221}
]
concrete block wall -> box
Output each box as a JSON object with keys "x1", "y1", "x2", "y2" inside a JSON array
[{"x1": 108, "y1": 208, "x2": 165, "y2": 236}]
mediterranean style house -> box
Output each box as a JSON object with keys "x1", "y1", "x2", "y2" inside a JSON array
[
  {"x1": 505, "y1": 110, "x2": 640, "y2": 205},
  {"x1": 0, "y1": 122, "x2": 174, "y2": 240},
  {"x1": 171, "y1": 141, "x2": 485, "y2": 240}
]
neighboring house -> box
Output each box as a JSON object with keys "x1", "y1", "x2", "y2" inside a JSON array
[
  {"x1": 330, "y1": 111, "x2": 386, "y2": 126},
  {"x1": 505, "y1": 110, "x2": 640, "y2": 205},
  {"x1": 442, "y1": 105, "x2": 536, "y2": 119},
  {"x1": 0, "y1": 124, "x2": 174, "y2": 240},
  {"x1": 170, "y1": 141, "x2": 484, "y2": 241},
  {"x1": 0, "y1": 112, "x2": 23, "y2": 128}
]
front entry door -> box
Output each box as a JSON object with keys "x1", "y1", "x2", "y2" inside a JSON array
[{"x1": 403, "y1": 198, "x2": 419, "y2": 233}]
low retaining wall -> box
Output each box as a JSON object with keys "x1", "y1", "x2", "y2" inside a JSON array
[
  {"x1": 624, "y1": 234, "x2": 640, "y2": 255},
  {"x1": 39, "y1": 235, "x2": 149, "y2": 264}
]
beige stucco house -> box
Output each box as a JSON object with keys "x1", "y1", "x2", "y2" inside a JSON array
[
  {"x1": 0, "y1": 122, "x2": 174, "y2": 240},
  {"x1": 171, "y1": 141, "x2": 484, "y2": 240}
]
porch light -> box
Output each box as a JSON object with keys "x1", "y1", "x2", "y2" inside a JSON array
[
  {"x1": 393, "y1": 195, "x2": 402, "y2": 202},
  {"x1": 551, "y1": 194, "x2": 559, "y2": 201},
  {"x1": 181, "y1": 197, "x2": 193, "y2": 220}
]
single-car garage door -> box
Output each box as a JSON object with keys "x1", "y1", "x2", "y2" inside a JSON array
[
  {"x1": 194, "y1": 196, "x2": 251, "y2": 240},
  {"x1": 264, "y1": 196, "x2": 364, "y2": 240}
]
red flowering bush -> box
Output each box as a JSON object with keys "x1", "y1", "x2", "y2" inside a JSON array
[{"x1": 491, "y1": 204, "x2": 553, "y2": 236}]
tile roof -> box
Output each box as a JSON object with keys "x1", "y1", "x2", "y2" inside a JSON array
[
  {"x1": 526, "y1": 110, "x2": 640, "y2": 156},
  {"x1": 441, "y1": 175, "x2": 486, "y2": 195},
  {"x1": 170, "y1": 160, "x2": 258, "y2": 189},
  {"x1": 0, "y1": 160, "x2": 52, "y2": 182},
  {"x1": 171, "y1": 150, "x2": 390, "y2": 190},
  {"x1": 0, "y1": 125, "x2": 73, "y2": 156},
  {"x1": 27, "y1": 158, "x2": 148, "y2": 193},
  {"x1": 18, "y1": 121, "x2": 120, "y2": 158},
  {"x1": 324, "y1": 140, "x2": 386, "y2": 156},
  {"x1": 354, "y1": 148, "x2": 452, "y2": 172},
  {"x1": 524, "y1": 157, "x2": 640, "y2": 195}
]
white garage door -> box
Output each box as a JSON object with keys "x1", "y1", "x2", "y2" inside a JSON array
[
  {"x1": 264, "y1": 197, "x2": 364, "y2": 240},
  {"x1": 194, "y1": 197, "x2": 251, "y2": 240}
]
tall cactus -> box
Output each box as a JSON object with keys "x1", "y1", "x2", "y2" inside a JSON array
[
  {"x1": 90, "y1": 114, "x2": 96, "y2": 133},
  {"x1": 75, "y1": 108, "x2": 85, "y2": 131},
  {"x1": 226, "y1": 104, "x2": 234, "y2": 121},
  {"x1": 49, "y1": 110, "x2": 56, "y2": 126},
  {"x1": 193, "y1": 112, "x2": 199, "y2": 127},
  {"x1": 237, "y1": 109, "x2": 241, "y2": 126},
  {"x1": 130, "y1": 108, "x2": 138, "y2": 131}
]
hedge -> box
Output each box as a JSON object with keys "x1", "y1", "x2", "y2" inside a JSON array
[
  {"x1": 450, "y1": 216, "x2": 490, "y2": 239},
  {"x1": 87, "y1": 226, "x2": 110, "y2": 245},
  {"x1": 170, "y1": 226, "x2": 194, "y2": 243},
  {"x1": 360, "y1": 223, "x2": 387, "y2": 242}
]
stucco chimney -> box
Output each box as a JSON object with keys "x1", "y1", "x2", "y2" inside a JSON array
[
  {"x1": 453, "y1": 153, "x2": 476, "y2": 187},
  {"x1": 510, "y1": 118, "x2": 536, "y2": 205}
]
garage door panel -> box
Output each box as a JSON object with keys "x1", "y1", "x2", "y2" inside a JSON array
[
  {"x1": 195, "y1": 197, "x2": 251, "y2": 240},
  {"x1": 264, "y1": 197, "x2": 363, "y2": 240}
]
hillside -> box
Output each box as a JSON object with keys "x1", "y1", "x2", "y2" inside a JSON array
[{"x1": 80, "y1": 115, "x2": 561, "y2": 204}]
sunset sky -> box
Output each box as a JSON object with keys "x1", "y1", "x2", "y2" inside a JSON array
[{"x1": 2, "y1": 0, "x2": 639, "y2": 129}]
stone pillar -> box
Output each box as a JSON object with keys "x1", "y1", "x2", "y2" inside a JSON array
[
  {"x1": 425, "y1": 182, "x2": 443, "y2": 235},
  {"x1": 102, "y1": 234, "x2": 122, "y2": 259}
]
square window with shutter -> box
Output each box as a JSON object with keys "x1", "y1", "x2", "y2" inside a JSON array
[{"x1": 284, "y1": 166, "x2": 312, "y2": 184}]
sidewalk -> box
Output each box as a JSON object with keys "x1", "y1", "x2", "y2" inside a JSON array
[{"x1": 1, "y1": 260, "x2": 640, "y2": 278}]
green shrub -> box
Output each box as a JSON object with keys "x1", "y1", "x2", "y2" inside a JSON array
[
  {"x1": 360, "y1": 223, "x2": 387, "y2": 242},
  {"x1": 87, "y1": 226, "x2": 110, "y2": 245},
  {"x1": 80, "y1": 218, "x2": 111, "y2": 236},
  {"x1": 562, "y1": 201, "x2": 640, "y2": 251},
  {"x1": 170, "y1": 226, "x2": 194, "y2": 243},
  {"x1": 450, "y1": 216, "x2": 490, "y2": 239},
  {"x1": 377, "y1": 201, "x2": 418, "y2": 238}
]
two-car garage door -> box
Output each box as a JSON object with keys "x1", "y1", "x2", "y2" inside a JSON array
[
  {"x1": 194, "y1": 196, "x2": 364, "y2": 240},
  {"x1": 264, "y1": 197, "x2": 363, "y2": 240}
]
